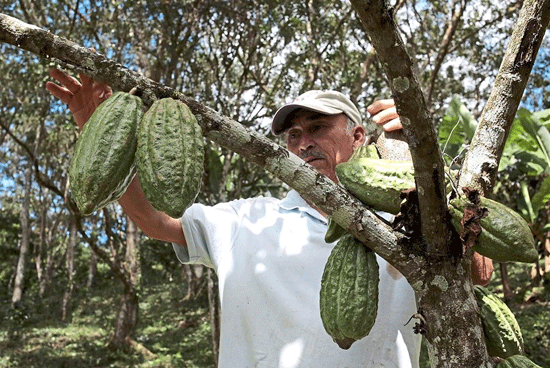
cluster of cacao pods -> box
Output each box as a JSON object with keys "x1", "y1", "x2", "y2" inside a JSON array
[
  {"x1": 69, "y1": 91, "x2": 204, "y2": 218},
  {"x1": 320, "y1": 143, "x2": 539, "y2": 350},
  {"x1": 333, "y1": 146, "x2": 538, "y2": 264}
]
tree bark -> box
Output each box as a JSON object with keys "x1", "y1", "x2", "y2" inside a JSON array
[
  {"x1": 207, "y1": 268, "x2": 220, "y2": 366},
  {"x1": 87, "y1": 247, "x2": 98, "y2": 288},
  {"x1": 11, "y1": 163, "x2": 32, "y2": 307},
  {"x1": 62, "y1": 215, "x2": 77, "y2": 321},
  {"x1": 109, "y1": 218, "x2": 140, "y2": 350}
]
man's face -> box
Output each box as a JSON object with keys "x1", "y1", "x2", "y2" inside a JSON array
[{"x1": 285, "y1": 110, "x2": 365, "y2": 182}]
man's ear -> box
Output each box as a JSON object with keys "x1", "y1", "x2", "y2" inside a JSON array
[{"x1": 352, "y1": 125, "x2": 366, "y2": 149}]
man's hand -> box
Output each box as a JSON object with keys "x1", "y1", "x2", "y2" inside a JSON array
[
  {"x1": 46, "y1": 69, "x2": 112, "y2": 130},
  {"x1": 367, "y1": 99, "x2": 401, "y2": 132}
]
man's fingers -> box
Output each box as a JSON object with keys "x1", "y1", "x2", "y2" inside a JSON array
[
  {"x1": 45, "y1": 81, "x2": 72, "y2": 105},
  {"x1": 370, "y1": 106, "x2": 399, "y2": 126},
  {"x1": 381, "y1": 118, "x2": 402, "y2": 132},
  {"x1": 49, "y1": 68, "x2": 81, "y2": 94},
  {"x1": 367, "y1": 99, "x2": 395, "y2": 116}
]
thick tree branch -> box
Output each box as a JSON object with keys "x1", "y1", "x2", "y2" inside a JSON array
[
  {"x1": 459, "y1": 0, "x2": 550, "y2": 195},
  {"x1": 0, "y1": 13, "x2": 428, "y2": 281},
  {"x1": 349, "y1": 0, "x2": 449, "y2": 257}
]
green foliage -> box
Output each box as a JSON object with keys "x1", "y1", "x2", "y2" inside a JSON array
[{"x1": 439, "y1": 95, "x2": 478, "y2": 164}]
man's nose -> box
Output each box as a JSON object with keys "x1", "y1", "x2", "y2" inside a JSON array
[{"x1": 298, "y1": 135, "x2": 315, "y2": 152}]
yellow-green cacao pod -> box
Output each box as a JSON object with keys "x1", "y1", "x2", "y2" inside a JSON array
[
  {"x1": 497, "y1": 355, "x2": 542, "y2": 368},
  {"x1": 474, "y1": 285, "x2": 524, "y2": 359},
  {"x1": 335, "y1": 157, "x2": 415, "y2": 214},
  {"x1": 136, "y1": 98, "x2": 204, "y2": 218},
  {"x1": 449, "y1": 197, "x2": 538, "y2": 263},
  {"x1": 69, "y1": 91, "x2": 143, "y2": 216},
  {"x1": 319, "y1": 234, "x2": 379, "y2": 349}
]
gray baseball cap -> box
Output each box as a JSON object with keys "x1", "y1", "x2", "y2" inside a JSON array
[{"x1": 271, "y1": 90, "x2": 362, "y2": 135}]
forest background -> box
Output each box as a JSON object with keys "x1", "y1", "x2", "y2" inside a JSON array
[{"x1": 0, "y1": 0, "x2": 549, "y2": 367}]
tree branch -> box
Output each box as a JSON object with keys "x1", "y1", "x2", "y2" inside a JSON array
[{"x1": 459, "y1": 0, "x2": 550, "y2": 195}]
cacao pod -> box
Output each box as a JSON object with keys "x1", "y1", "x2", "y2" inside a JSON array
[
  {"x1": 474, "y1": 285, "x2": 524, "y2": 359},
  {"x1": 324, "y1": 145, "x2": 381, "y2": 243},
  {"x1": 497, "y1": 355, "x2": 542, "y2": 368},
  {"x1": 136, "y1": 97, "x2": 204, "y2": 218},
  {"x1": 335, "y1": 157, "x2": 415, "y2": 214},
  {"x1": 319, "y1": 234, "x2": 379, "y2": 349},
  {"x1": 69, "y1": 91, "x2": 143, "y2": 216},
  {"x1": 449, "y1": 197, "x2": 538, "y2": 263}
]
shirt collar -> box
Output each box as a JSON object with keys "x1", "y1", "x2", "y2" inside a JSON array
[{"x1": 279, "y1": 190, "x2": 327, "y2": 224}]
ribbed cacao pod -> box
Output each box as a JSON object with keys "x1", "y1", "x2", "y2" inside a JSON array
[
  {"x1": 496, "y1": 355, "x2": 542, "y2": 368},
  {"x1": 449, "y1": 197, "x2": 538, "y2": 263},
  {"x1": 335, "y1": 157, "x2": 415, "y2": 214},
  {"x1": 324, "y1": 145, "x2": 381, "y2": 243},
  {"x1": 474, "y1": 285, "x2": 524, "y2": 359},
  {"x1": 69, "y1": 91, "x2": 143, "y2": 216},
  {"x1": 319, "y1": 234, "x2": 379, "y2": 349},
  {"x1": 136, "y1": 98, "x2": 204, "y2": 218}
]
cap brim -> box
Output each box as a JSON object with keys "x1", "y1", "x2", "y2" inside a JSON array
[{"x1": 271, "y1": 103, "x2": 342, "y2": 135}]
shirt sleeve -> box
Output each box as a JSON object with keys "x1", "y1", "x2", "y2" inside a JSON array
[{"x1": 172, "y1": 201, "x2": 241, "y2": 270}]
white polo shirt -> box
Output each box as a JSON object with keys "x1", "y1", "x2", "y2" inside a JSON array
[{"x1": 173, "y1": 190, "x2": 420, "y2": 368}]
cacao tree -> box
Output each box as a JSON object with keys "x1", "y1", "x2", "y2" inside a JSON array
[{"x1": 1, "y1": 0, "x2": 550, "y2": 366}]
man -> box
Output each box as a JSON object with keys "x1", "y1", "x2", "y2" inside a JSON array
[{"x1": 47, "y1": 69, "x2": 490, "y2": 367}]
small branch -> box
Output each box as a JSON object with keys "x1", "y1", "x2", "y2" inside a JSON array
[{"x1": 458, "y1": 0, "x2": 550, "y2": 195}]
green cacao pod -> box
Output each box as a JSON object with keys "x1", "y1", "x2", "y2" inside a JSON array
[
  {"x1": 474, "y1": 285, "x2": 524, "y2": 359},
  {"x1": 319, "y1": 234, "x2": 379, "y2": 349},
  {"x1": 496, "y1": 355, "x2": 543, "y2": 368},
  {"x1": 335, "y1": 157, "x2": 415, "y2": 214},
  {"x1": 325, "y1": 218, "x2": 348, "y2": 243},
  {"x1": 449, "y1": 197, "x2": 538, "y2": 263},
  {"x1": 69, "y1": 91, "x2": 143, "y2": 216},
  {"x1": 136, "y1": 98, "x2": 204, "y2": 218},
  {"x1": 325, "y1": 146, "x2": 381, "y2": 243}
]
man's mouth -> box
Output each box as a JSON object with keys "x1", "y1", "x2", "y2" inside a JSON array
[{"x1": 301, "y1": 151, "x2": 325, "y2": 164}]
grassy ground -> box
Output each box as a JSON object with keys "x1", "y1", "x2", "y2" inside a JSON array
[{"x1": 0, "y1": 282, "x2": 214, "y2": 368}]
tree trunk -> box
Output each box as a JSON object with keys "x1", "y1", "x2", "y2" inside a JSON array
[
  {"x1": 11, "y1": 163, "x2": 32, "y2": 307},
  {"x1": 35, "y1": 200, "x2": 47, "y2": 297},
  {"x1": 87, "y1": 248, "x2": 98, "y2": 288},
  {"x1": 109, "y1": 218, "x2": 140, "y2": 350},
  {"x1": 109, "y1": 290, "x2": 139, "y2": 351},
  {"x1": 62, "y1": 215, "x2": 77, "y2": 321},
  {"x1": 414, "y1": 257, "x2": 491, "y2": 367},
  {"x1": 207, "y1": 268, "x2": 220, "y2": 366}
]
